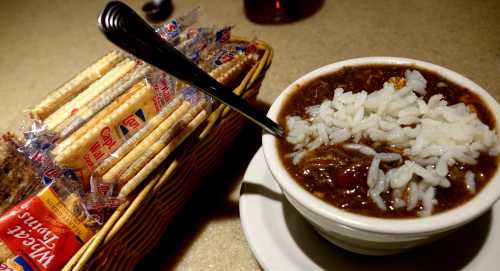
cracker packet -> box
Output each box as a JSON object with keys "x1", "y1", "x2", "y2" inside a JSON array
[
  {"x1": 0, "y1": 181, "x2": 96, "y2": 271},
  {"x1": 0, "y1": 133, "x2": 42, "y2": 215},
  {"x1": 156, "y1": 7, "x2": 199, "y2": 45}
]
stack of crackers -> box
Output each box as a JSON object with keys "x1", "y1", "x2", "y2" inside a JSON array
[{"x1": 30, "y1": 50, "x2": 256, "y2": 197}]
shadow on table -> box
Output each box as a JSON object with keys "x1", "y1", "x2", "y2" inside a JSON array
[
  {"x1": 283, "y1": 197, "x2": 492, "y2": 271},
  {"x1": 135, "y1": 100, "x2": 270, "y2": 270}
]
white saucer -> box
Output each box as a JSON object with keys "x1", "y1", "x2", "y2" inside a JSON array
[{"x1": 240, "y1": 148, "x2": 500, "y2": 271}]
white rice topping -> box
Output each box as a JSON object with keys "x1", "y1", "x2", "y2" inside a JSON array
[
  {"x1": 407, "y1": 182, "x2": 419, "y2": 211},
  {"x1": 367, "y1": 157, "x2": 381, "y2": 188},
  {"x1": 465, "y1": 170, "x2": 476, "y2": 193},
  {"x1": 285, "y1": 69, "x2": 500, "y2": 216},
  {"x1": 343, "y1": 143, "x2": 377, "y2": 156}
]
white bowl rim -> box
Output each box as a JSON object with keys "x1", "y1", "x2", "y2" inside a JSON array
[{"x1": 262, "y1": 56, "x2": 500, "y2": 235}]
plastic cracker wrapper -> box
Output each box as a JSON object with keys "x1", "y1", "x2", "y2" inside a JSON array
[
  {"x1": 25, "y1": 9, "x2": 258, "y2": 198},
  {"x1": 156, "y1": 7, "x2": 199, "y2": 46},
  {"x1": 0, "y1": 133, "x2": 42, "y2": 215},
  {"x1": 0, "y1": 180, "x2": 97, "y2": 271},
  {"x1": 30, "y1": 51, "x2": 126, "y2": 121}
]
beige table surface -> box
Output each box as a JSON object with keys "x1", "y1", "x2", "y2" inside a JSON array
[{"x1": 1, "y1": 0, "x2": 499, "y2": 270}]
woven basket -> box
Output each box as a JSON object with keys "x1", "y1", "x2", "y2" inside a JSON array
[{"x1": 61, "y1": 38, "x2": 272, "y2": 271}]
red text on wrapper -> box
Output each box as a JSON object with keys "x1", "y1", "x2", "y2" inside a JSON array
[
  {"x1": 0, "y1": 263, "x2": 16, "y2": 271},
  {"x1": 83, "y1": 127, "x2": 118, "y2": 170},
  {"x1": 0, "y1": 196, "x2": 83, "y2": 271}
]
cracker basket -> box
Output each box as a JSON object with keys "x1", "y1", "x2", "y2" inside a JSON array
[{"x1": 60, "y1": 38, "x2": 272, "y2": 271}]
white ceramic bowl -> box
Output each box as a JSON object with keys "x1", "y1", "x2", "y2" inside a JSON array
[{"x1": 262, "y1": 57, "x2": 500, "y2": 255}]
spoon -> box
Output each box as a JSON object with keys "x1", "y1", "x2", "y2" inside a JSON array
[{"x1": 97, "y1": 1, "x2": 284, "y2": 137}]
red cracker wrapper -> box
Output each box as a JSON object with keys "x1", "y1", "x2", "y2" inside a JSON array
[{"x1": 0, "y1": 184, "x2": 95, "y2": 271}]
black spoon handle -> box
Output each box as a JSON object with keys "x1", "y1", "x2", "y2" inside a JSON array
[{"x1": 97, "y1": 1, "x2": 284, "y2": 137}]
